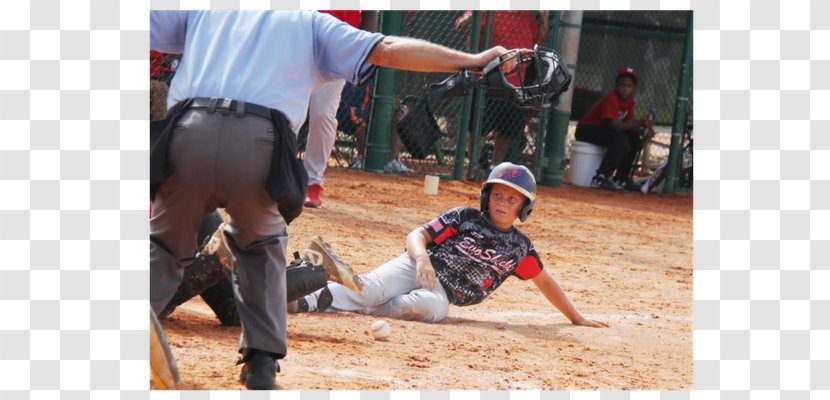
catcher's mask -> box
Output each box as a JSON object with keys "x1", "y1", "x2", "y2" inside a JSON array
[
  {"x1": 428, "y1": 45, "x2": 572, "y2": 110},
  {"x1": 480, "y1": 162, "x2": 537, "y2": 223}
]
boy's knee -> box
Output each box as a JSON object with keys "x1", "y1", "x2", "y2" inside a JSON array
[{"x1": 400, "y1": 294, "x2": 448, "y2": 322}]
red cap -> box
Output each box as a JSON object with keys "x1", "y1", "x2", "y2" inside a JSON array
[{"x1": 616, "y1": 67, "x2": 639, "y2": 83}]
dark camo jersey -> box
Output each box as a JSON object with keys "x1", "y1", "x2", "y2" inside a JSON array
[{"x1": 422, "y1": 206, "x2": 544, "y2": 306}]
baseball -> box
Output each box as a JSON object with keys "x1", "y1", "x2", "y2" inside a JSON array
[{"x1": 370, "y1": 320, "x2": 391, "y2": 340}]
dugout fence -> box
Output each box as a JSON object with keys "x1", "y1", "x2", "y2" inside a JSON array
[{"x1": 148, "y1": 11, "x2": 692, "y2": 190}]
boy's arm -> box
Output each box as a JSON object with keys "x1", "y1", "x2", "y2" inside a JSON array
[
  {"x1": 531, "y1": 270, "x2": 609, "y2": 328},
  {"x1": 606, "y1": 117, "x2": 652, "y2": 133},
  {"x1": 406, "y1": 227, "x2": 437, "y2": 290}
]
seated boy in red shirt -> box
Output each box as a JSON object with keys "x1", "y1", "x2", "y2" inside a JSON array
[{"x1": 575, "y1": 67, "x2": 654, "y2": 190}]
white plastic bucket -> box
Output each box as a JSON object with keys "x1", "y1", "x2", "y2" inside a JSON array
[
  {"x1": 424, "y1": 175, "x2": 439, "y2": 195},
  {"x1": 569, "y1": 140, "x2": 606, "y2": 187}
]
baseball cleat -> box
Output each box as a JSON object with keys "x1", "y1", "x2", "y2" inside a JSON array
[{"x1": 303, "y1": 236, "x2": 364, "y2": 292}]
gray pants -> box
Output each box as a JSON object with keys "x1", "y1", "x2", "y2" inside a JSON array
[
  {"x1": 306, "y1": 254, "x2": 450, "y2": 322},
  {"x1": 150, "y1": 108, "x2": 289, "y2": 357}
]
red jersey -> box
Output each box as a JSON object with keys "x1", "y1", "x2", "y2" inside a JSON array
[
  {"x1": 464, "y1": 11, "x2": 539, "y2": 87},
  {"x1": 320, "y1": 10, "x2": 361, "y2": 29},
  {"x1": 577, "y1": 90, "x2": 635, "y2": 128},
  {"x1": 150, "y1": 50, "x2": 172, "y2": 79}
]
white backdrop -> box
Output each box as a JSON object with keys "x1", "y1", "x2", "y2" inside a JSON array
[{"x1": 1, "y1": 0, "x2": 828, "y2": 399}]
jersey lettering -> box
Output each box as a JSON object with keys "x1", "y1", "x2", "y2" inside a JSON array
[
  {"x1": 420, "y1": 206, "x2": 544, "y2": 306},
  {"x1": 456, "y1": 236, "x2": 518, "y2": 273}
]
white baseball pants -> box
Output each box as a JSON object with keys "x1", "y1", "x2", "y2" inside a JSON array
[
  {"x1": 303, "y1": 79, "x2": 347, "y2": 186},
  {"x1": 305, "y1": 253, "x2": 451, "y2": 322}
]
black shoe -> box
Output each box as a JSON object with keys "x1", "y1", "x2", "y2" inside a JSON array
[
  {"x1": 317, "y1": 286, "x2": 333, "y2": 312},
  {"x1": 590, "y1": 173, "x2": 622, "y2": 191},
  {"x1": 287, "y1": 287, "x2": 331, "y2": 313},
  {"x1": 238, "y1": 351, "x2": 279, "y2": 390},
  {"x1": 617, "y1": 179, "x2": 642, "y2": 192},
  {"x1": 287, "y1": 298, "x2": 309, "y2": 313}
]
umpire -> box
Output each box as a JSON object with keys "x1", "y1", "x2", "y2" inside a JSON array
[{"x1": 150, "y1": 10, "x2": 518, "y2": 390}]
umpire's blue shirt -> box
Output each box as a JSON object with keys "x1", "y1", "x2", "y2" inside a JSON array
[{"x1": 150, "y1": 10, "x2": 384, "y2": 133}]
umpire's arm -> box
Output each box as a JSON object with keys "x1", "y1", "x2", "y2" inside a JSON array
[{"x1": 367, "y1": 36, "x2": 516, "y2": 73}]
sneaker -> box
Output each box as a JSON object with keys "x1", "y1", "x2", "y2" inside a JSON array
[
  {"x1": 590, "y1": 173, "x2": 622, "y2": 191},
  {"x1": 385, "y1": 158, "x2": 413, "y2": 173},
  {"x1": 614, "y1": 179, "x2": 642, "y2": 192},
  {"x1": 317, "y1": 286, "x2": 333, "y2": 311},
  {"x1": 303, "y1": 236, "x2": 364, "y2": 293},
  {"x1": 238, "y1": 350, "x2": 279, "y2": 390},
  {"x1": 287, "y1": 298, "x2": 309, "y2": 313},
  {"x1": 349, "y1": 158, "x2": 363, "y2": 170},
  {"x1": 287, "y1": 286, "x2": 332, "y2": 313},
  {"x1": 304, "y1": 184, "x2": 323, "y2": 208}
]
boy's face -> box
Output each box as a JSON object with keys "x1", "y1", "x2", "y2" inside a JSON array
[
  {"x1": 614, "y1": 76, "x2": 636, "y2": 100},
  {"x1": 488, "y1": 183, "x2": 527, "y2": 228}
]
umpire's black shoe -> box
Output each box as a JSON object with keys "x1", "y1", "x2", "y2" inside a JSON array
[{"x1": 238, "y1": 350, "x2": 279, "y2": 390}]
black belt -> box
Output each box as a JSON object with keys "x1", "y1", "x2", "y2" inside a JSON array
[{"x1": 189, "y1": 97, "x2": 274, "y2": 120}]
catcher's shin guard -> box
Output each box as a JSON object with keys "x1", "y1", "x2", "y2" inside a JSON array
[
  {"x1": 286, "y1": 263, "x2": 328, "y2": 303},
  {"x1": 169, "y1": 251, "x2": 331, "y2": 325},
  {"x1": 158, "y1": 214, "x2": 230, "y2": 320},
  {"x1": 200, "y1": 278, "x2": 240, "y2": 326},
  {"x1": 157, "y1": 250, "x2": 228, "y2": 320}
]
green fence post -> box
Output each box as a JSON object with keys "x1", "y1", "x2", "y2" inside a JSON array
[
  {"x1": 664, "y1": 11, "x2": 693, "y2": 193},
  {"x1": 466, "y1": 12, "x2": 493, "y2": 181},
  {"x1": 365, "y1": 11, "x2": 403, "y2": 173},
  {"x1": 535, "y1": 12, "x2": 561, "y2": 180},
  {"x1": 532, "y1": 13, "x2": 561, "y2": 179},
  {"x1": 452, "y1": 11, "x2": 482, "y2": 180},
  {"x1": 541, "y1": 11, "x2": 582, "y2": 187}
]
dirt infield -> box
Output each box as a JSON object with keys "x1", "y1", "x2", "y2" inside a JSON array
[{"x1": 160, "y1": 167, "x2": 692, "y2": 390}]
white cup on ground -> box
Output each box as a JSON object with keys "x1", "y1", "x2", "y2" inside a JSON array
[{"x1": 424, "y1": 175, "x2": 439, "y2": 195}]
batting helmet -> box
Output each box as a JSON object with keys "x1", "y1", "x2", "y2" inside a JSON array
[{"x1": 480, "y1": 162, "x2": 537, "y2": 222}]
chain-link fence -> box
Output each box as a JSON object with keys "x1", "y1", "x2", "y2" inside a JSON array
[
  {"x1": 352, "y1": 11, "x2": 552, "y2": 179},
  {"x1": 148, "y1": 11, "x2": 691, "y2": 187},
  {"x1": 385, "y1": 11, "x2": 469, "y2": 177},
  {"x1": 572, "y1": 11, "x2": 688, "y2": 126},
  {"x1": 465, "y1": 11, "x2": 551, "y2": 180}
]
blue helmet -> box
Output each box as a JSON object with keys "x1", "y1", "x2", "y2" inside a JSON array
[{"x1": 480, "y1": 162, "x2": 537, "y2": 222}]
